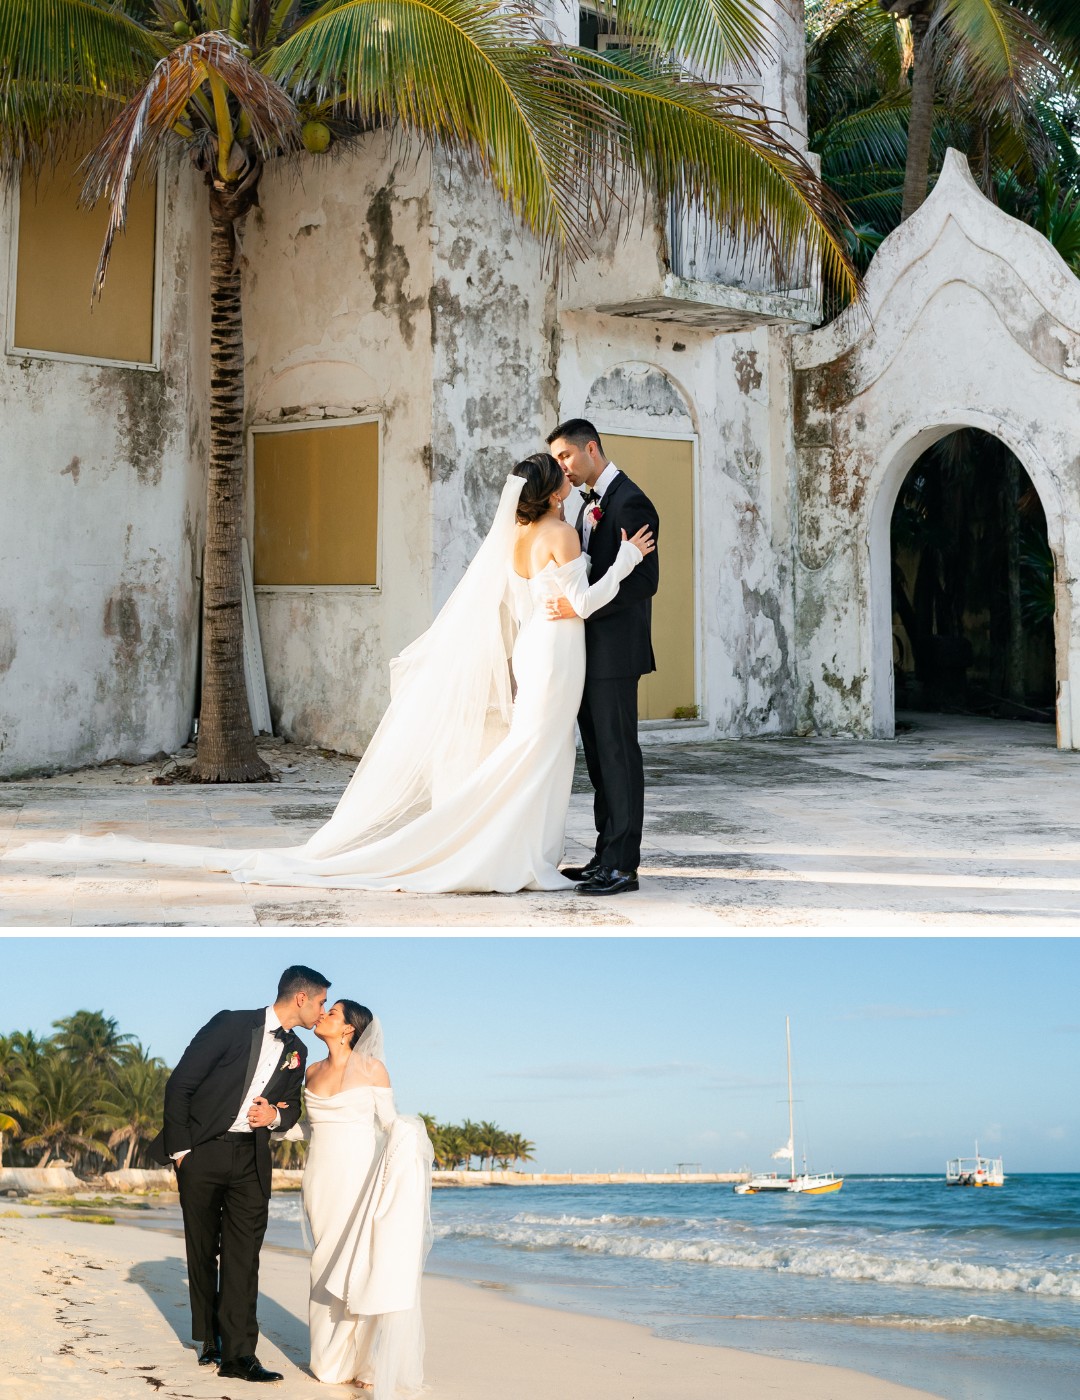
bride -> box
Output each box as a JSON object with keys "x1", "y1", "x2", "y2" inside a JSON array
[
  {"x1": 276, "y1": 1000, "x2": 433, "y2": 1395},
  {"x1": 5, "y1": 453, "x2": 654, "y2": 892}
]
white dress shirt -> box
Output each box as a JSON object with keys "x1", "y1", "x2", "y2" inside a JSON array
[
  {"x1": 228, "y1": 1006, "x2": 287, "y2": 1133},
  {"x1": 581, "y1": 462, "x2": 621, "y2": 549}
]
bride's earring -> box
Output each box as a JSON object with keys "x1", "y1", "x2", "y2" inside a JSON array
[{"x1": 339, "y1": 1033, "x2": 347, "y2": 1046}]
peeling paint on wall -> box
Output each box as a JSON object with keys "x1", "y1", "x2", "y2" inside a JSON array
[{"x1": 362, "y1": 179, "x2": 426, "y2": 349}]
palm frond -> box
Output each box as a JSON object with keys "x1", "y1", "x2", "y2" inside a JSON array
[
  {"x1": 808, "y1": 0, "x2": 908, "y2": 127},
  {"x1": 0, "y1": 0, "x2": 164, "y2": 172},
  {"x1": 940, "y1": 0, "x2": 1048, "y2": 121},
  {"x1": 606, "y1": 0, "x2": 774, "y2": 77},
  {"x1": 83, "y1": 31, "x2": 301, "y2": 293},
  {"x1": 567, "y1": 48, "x2": 859, "y2": 300},
  {"x1": 814, "y1": 89, "x2": 912, "y2": 177},
  {"x1": 265, "y1": 0, "x2": 612, "y2": 261},
  {"x1": 1024, "y1": 0, "x2": 1080, "y2": 72}
]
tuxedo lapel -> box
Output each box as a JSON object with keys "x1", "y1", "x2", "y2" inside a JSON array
[
  {"x1": 241, "y1": 1017, "x2": 264, "y2": 1108},
  {"x1": 260, "y1": 1031, "x2": 298, "y2": 1100},
  {"x1": 589, "y1": 475, "x2": 625, "y2": 555}
]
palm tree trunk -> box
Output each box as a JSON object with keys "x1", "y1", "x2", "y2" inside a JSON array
[
  {"x1": 903, "y1": 12, "x2": 936, "y2": 221},
  {"x1": 192, "y1": 192, "x2": 271, "y2": 783}
]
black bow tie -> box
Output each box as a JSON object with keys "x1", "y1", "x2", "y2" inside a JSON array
[
  {"x1": 272, "y1": 1027, "x2": 290, "y2": 1043},
  {"x1": 582, "y1": 488, "x2": 601, "y2": 505}
]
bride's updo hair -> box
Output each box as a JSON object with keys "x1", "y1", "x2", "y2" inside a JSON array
[
  {"x1": 337, "y1": 999, "x2": 373, "y2": 1052},
  {"x1": 512, "y1": 452, "x2": 564, "y2": 525}
]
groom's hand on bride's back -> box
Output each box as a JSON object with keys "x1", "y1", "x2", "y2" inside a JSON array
[{"x1": 546, "y1": 594, "x2": 577, "y2": 621}]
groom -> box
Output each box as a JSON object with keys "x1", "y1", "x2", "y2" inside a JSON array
[
  {"x1": 546, "y1": 418, "x2": 660, "y2": 896},
  {"x1": 149, "y1": 964, "x2": 329, "y2": 1382}
]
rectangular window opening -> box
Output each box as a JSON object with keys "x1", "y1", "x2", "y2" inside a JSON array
[{"x1": 252, "y1": 419, "x2": 380, "y2": 589}]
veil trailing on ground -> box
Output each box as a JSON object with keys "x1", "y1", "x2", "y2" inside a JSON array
[
  {"x1": 293, "y1": 472, "x2": 526, "y2": 860},
  {"x1": 4, "y1": 474, "x2": 526, "y2": 876}
]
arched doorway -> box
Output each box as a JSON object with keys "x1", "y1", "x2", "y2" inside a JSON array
[
  {"x1": 889, "y1": 429, "x2": 1055, "y2": 727},
  {"x1": 792, "y1": 149, "x2": 1080, "y2": 750}
]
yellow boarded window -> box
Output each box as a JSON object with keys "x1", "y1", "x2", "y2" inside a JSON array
[
  {"x1": 253, "y1": 421, "x2": 380, "y2": 587},
  {"x1": 14, "y1": 150, "x2": 157, "y2": 365},
  {"x1": 604, "y1": 433, "x2": 697, "y2": 722}
]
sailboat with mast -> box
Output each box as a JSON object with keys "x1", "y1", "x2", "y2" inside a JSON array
[{"x1": 734, "y1": 1017, "x2": 843, "y2": 1195}]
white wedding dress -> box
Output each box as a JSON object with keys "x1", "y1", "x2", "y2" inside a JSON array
[
  {"x1": 4, "y1": 475, "x2": 642, "y2": 893},
  {"x1": 287, "y1": 1084, "x2": 434, "y2": 1394}
]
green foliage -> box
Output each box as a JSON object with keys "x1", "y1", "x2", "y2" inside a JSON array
[
  {"x1": 808, "y1": 0, "x2": 1080, "y2": 308},
  {"x1": 0, "y1": 1016, "x2": 169, "y2": 1174},
  {"x1": 420, "y1": 1115, "x2": 535, "y2": 1170}
]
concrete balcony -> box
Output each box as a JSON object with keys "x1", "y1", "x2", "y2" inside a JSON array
[
  {"x1": 591, "y1": 271, "x2": 820, "y2": 331},
  {"x1": 563, "y1": 202, "x2": 822, "y2": 332}
]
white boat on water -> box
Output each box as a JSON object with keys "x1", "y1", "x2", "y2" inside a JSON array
[
  {"x1": 946, "y1": 1143, "x2": 1004, "y2": 1186},
  {"x1": 734, "y1": 1017, "x2": 843, "y2": 1196}
]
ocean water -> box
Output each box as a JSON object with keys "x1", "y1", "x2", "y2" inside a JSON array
[{"x1": 272, "y1": 1174, "x2": 1079, "y2": 1400}]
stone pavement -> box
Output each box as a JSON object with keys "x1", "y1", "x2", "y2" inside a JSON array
[{"x1": 1, "y1": 714, "x2": 1079, "y2": 928}]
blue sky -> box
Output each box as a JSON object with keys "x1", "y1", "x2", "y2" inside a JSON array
[{"x1": 2, "y1": 936, "x2": 1076, "y2": 1173}]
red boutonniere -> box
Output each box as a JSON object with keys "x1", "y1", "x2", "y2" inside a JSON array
[
  {"x1": 586, "y1": 504, "x2": 604, "y2": 529},
  {"x1": 279, "y1": 1050, "x2": 301, "y2": 1072}
]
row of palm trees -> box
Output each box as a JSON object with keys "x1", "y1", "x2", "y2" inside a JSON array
[
  {"x1": 0, "y1": 1010, "x2": 536, "y2": 1177},
  {"x1": 418, "y1": 1116, "x2": 536, "y2": 1172},
  {"x1": 0, "y1": 1012, "x2": 170, "y2": 1173}
]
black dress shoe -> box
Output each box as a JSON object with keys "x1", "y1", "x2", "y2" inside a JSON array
[
  {"x1": 198, "y1": 1339, "x2": 222, "y2": 1366},
  {"x1": 217, "y1": 1355, "x2": 283, "y2": 1383},
  {"x1": 561, "y1": 857, "x2": 602, "y2": 882},
  {"x1": 577, "y1": 867, "x2": 639, "y2": 895}
]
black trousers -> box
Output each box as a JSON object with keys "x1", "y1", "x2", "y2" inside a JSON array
[
  {"x1": 177, "y1": 1135, "x2": 268, "y2": 1362},
  {"x1": 577, "y1": 673, "x2": 644, "y2": 871}
]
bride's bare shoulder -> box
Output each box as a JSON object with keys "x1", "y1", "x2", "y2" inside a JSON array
[
  {"x1": 549, "y1": 520, "x2": 582, "y2": 564},
  {"x1": 362, "y1": 1057, "x2": 392, "y2": 1088},
  {"x1": 305, "y1": 1058, "x2": 329, "y2": 1086}
]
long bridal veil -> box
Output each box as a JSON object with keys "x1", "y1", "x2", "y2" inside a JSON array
[
  {"x1": 5, "y1": 474, "x2": 527, "y2": 873},
  {"x1": 301, "y1": 472, "x2": 525, "y2": 857},
  {"x1": 337, "y1": 1017, "x2": 435, "y2": 1400}
]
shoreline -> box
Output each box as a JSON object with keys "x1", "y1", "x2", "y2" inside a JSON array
[{"x1": 0, "y1": 1209, "x2": 943, "y2": 1400}]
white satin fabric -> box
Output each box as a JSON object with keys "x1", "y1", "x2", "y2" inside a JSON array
[
  {"x1": 5, "y1": 487, "x2": 642, "y2": 893},
  {"x1": 294, "y1": 1085, "x2": 433, "y2": 1393}
]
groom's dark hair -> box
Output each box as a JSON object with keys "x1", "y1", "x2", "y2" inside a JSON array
[
  {"x1": 547, "y1": 417, "x2": 604, "y2": 455},
  {"x1": 277, "y1": 964, "x2": 331, "y2": 1000}
]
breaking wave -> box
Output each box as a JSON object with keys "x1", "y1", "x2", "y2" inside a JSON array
[{"x1": 433, "y1": 1220, "x2": 1080, "y2": 1298}]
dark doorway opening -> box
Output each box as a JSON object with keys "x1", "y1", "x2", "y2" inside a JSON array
[{"x1": 890, "y1": 429, "x2": 1055, "y2": 724}]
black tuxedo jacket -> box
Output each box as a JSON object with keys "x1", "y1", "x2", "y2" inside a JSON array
[
  {"x1": 149, "y1": 1009, "x2": 307, "y2": 1195},
  {"x1": 576, "y1": 470, "x2": 660, "y2": 681}
]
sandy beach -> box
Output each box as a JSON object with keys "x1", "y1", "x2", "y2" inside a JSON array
[{"x1": 0, "y1": 1208, "x2": 942, "y2": 1400}]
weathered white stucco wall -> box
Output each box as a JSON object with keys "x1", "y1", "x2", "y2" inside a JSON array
[
  {"x1": 556, "y1": 317, "x2": 797, "y2": 735},
  {"x1": 0, "y1": 156, "x2": 207, "y2": 777},
  {"x1": 791, "y1": 150, "x2": 1080, "y2": 746},
  {"x1": 244, "y1": 141, "x2": 436, "y2": 753}
]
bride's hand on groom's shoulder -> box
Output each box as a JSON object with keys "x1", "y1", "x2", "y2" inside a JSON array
[{"x1": 623, "y1": 524, "x2": 655, "y2": 556}]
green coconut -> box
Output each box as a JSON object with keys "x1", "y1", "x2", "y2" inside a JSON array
[{"x1": 302, "y1": 121, "x2": 332, "y2": 154}]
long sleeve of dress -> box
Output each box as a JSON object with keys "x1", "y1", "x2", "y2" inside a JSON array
[
  {"x1": 373, "y1": 1086, "x2": 397, "y2": 1130},
  {"x1": 272, "y1": 1116, "x2": 311, "y2": 1142},
  {"x1": 553, "y1": 539, "x2": 642, "y2": 619}
]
